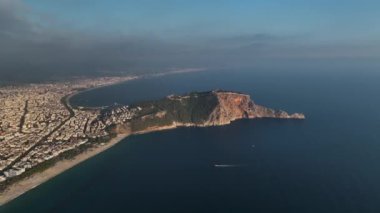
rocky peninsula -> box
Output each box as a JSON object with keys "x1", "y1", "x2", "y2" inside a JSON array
[{"x1": 105, "y1": 90, "x2": 305, "y2": 135}]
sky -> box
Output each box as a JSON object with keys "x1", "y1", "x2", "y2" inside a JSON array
[
  {"x1": 1, "y1": 0, "x2": 380, "y2": 82},
  {"x1": 24, "y1": 0, "x2": 380, "y2": 41}
]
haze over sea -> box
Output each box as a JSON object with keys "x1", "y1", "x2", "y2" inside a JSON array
[{"x1": 2, "y1": 69, "x2": 380, "y2": 212}]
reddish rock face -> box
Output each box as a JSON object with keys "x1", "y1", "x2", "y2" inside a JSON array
[{"x1": 206, "y1": 91, "x2": 305, "y2": 125}]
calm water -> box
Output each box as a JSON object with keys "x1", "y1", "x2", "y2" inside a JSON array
[{"x1": 2, "y1": 69, "x2": 380, "y2": 213}]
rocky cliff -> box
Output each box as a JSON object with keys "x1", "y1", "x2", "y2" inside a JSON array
[
  {"x1": 206, "y1": 91, "x2": 304, "y2": 125},
  {"x1": 126, "y1": 90, "x2": 305, "y2": 132}
]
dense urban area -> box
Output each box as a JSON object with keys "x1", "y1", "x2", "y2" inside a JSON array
[{"x1": 0, "y1": 77, "x2": 138, "y2": 184}]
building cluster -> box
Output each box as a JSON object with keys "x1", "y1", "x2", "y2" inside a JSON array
[
  {"x1": 102, "y1": 105, "x2": 141, "y2": 126},
  {"x1": 0, "y1": 76, "x2": 135, "y2": 182}
]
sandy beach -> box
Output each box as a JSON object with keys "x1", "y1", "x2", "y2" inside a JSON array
[
  {"x1": 0, "y1": 124, "x2": 189, "y2": 205},
  {"x1": 0, "y1": 133, "x2": 130, "y2": 205},
  {"x1": 0, "y1": 69, "x2": 207, "y2": 206},
  {"x1": 0, "y1": 122, "x2": 195, "y2": 205}
]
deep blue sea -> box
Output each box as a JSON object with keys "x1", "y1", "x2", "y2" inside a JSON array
[{"x1": 2, "y1": 69, "x2": 380, "y2": 213}]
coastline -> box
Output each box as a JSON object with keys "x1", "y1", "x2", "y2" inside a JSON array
[
  {"x1": 68, "y1": 68, "x2": 206, "y2": 110},
  {"x1": 0, "y1": 124, "x2": 200, "y2": 205},
  {"x1": 0, "y1": 133, "x2": 130, "y2": 205},
  {"x1": 0, "y1": 68, "x2": 207, "y2": 206},
  {"x1": 0, "y1": 76, "x2": 139, "y2": 206},
  {"x1": 68, "y1": 76, "x2": 139, "y2": 110},
  {"x1": 0, "y1": 70, "x2": 305, "y2": 206},
  {"x1": 0, "y1": 121, "x2": 204, "y2": 205}
]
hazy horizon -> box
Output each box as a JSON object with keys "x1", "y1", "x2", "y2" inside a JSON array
[{"x1": 1, "y1": 0, "x2": 380, "y2": 83}]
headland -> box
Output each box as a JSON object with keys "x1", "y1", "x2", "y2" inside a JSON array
[{"x1": 0, "y1": 75, "x2": 304, "y2": 205}]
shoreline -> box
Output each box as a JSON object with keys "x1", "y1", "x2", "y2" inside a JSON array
[
  {"x1": 0, "y1": 68, "x2": 207, "y2": 206},
  {"x1": 68, "y1": 76, "x2": 139, "y2": 110},
  {"x1": 0, "y1": 124, "x2": 199, "y2": 205},
  {"x1": 0, "y1": 76, "x2": 140, "y2": 206},
  {"x1": 0, "y1": 133, "x2": 130, "y2": 205},
  {"x1": 68, "y1": 68, "x2": 207, "y2": 110},
  {"x1": 0, "y1": 77, "x2": 304, "y2": 206}
]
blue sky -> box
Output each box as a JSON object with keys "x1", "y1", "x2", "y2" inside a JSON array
[{"x1": 25, "y1": 0, "x2": 380, "y2": 42}]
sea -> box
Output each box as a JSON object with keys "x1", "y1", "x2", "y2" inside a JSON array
[{"x1": 2, "y1": 69, "x2": 380, "y2": 213}]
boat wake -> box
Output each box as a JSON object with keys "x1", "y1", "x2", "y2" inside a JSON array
[{"x1": 214, "y1": 164, "x2": 246, "y2": 168}]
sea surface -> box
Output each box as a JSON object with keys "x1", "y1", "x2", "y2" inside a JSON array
[{"x1": 2, "y1": 69, "x2": 380, "y2": 213}]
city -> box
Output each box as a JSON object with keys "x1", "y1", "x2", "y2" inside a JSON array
[{"x1": 0, "y1": 77, "x2": 137, "y2": 183}]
